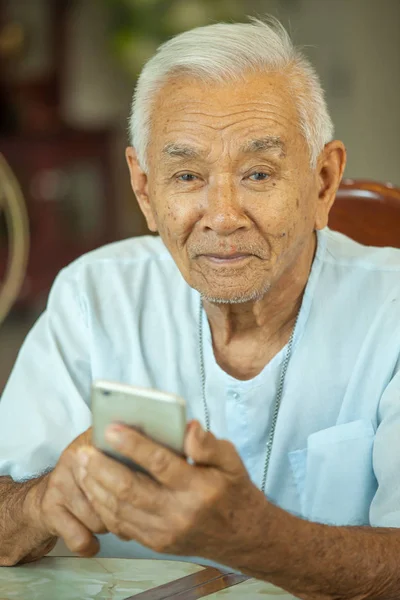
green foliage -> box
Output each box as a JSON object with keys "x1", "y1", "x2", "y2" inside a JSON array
[{"x1": 103, "y1": 0, "x2": 244, "y2": 76}]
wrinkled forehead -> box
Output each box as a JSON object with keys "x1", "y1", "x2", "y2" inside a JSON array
[{"x1": 148, "y1": 70, "x2": 304, "y2": 156}]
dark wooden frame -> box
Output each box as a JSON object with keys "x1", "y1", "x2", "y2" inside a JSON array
[{"x1": 124, "y1": 566, "x2": 249, "y2": 600}]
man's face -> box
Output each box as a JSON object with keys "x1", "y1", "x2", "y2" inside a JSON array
[{"x1": 128, "y1": 71, "x2": 336, "y2": 303}]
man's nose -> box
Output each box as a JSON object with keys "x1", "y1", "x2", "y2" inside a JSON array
[{"x1": 200, "y1": 179, "x2": 250, "y2": 235}]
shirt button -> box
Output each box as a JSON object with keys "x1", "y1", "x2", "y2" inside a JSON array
[{"x1": 232, "y1": 391, "x2": 240, "y2": 400}]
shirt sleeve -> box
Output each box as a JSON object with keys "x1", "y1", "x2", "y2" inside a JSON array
[
  {"x1": 0, "y1": 264, "x2": 92, "y2": 481},
  {"x1": 370, "y1": 368, "x2": 400, "y2": 527}
]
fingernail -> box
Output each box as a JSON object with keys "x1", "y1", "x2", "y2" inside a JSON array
[
  {"x1": 78, "y1": 449, "x2": 89, "y2": 467},
  {"x1": 106, "y1": 426, "x2": 123, "y2": 447},
  {"x1": 79, "y1": 466, "x2": 87, "y2": 483},
  {"x1": 185, "y1": 421, "x2": 196, "y2": 435}
]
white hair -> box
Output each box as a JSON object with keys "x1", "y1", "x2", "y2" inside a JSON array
[{"x1": 129, "y1": 17, "x2": 334, "y2": 171}]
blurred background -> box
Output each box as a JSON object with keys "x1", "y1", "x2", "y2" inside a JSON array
[{"x1": 0, "y1": 0, "x2": 399, "y2": 391}]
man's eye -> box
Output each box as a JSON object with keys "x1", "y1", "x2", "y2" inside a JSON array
[
  {"x1": 248, "y1": 172, "x2": 270, "y2": 181},
  {"x1": 177, "y1": 173, "x2": 198, "y2": 182}
]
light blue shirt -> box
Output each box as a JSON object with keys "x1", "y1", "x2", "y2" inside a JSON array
[{"x1": 1, "y1": 228, "x2": 400, "y2": 563}]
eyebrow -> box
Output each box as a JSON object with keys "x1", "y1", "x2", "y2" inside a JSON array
[
  {"x1": 161, "y1": 136, "x2": 286, "y2": 161},
  {"x1": 240, "y1": 136, "x2": 286, "y2": 157},
  {"x1": 162, "y1": 143, "x2": 204, "y2": 160}
]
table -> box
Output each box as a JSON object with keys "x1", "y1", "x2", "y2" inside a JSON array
[{"x1": 0, "y1": 557, "x2": 295, "y2": 599}]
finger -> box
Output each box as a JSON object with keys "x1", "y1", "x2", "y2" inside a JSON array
[
  {"x1": 52, "y1": 462, "x2": 107, "y2": 534},
  {"x1": 67, "y1": 479, "x2": 108, "y2": 534},
  {"x1": 49, "y1": 505, "x2": 100, "y2": 558},
  {"x1": 101, "y1": 425, "x2": 194, "y2": 488},
  {"x1": 184, "y1": 421, "x2": 246, "y2": 475},
  {"x1": 79, "y1": 450, "x2": 164, "y2": 515},
  {"x1": 81, "y1": 474, "x2": 162, "y2": 543}
]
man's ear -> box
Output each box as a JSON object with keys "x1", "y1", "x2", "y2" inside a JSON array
[
  {"x1": 125, "y1": 147, "x2": 158, "y2": 232},
  {"x1": 314, "y1": 140, "x2": 347, "y2": 230}
]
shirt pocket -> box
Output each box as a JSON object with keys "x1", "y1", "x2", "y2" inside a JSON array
[{"x1": 288, "y1": 419, "x2": 376, "y2": 525}]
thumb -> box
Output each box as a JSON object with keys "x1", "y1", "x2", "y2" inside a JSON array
[{"x1": 184, "y1": 420, "x2": 245, "y2": 475}]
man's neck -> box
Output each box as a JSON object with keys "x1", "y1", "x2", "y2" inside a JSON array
[{"x1": 202, "y1": 233, "x2": 316, "y2": 380}]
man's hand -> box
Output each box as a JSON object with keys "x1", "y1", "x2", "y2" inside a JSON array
[
  {"x1": 25, "y1": 428, "x2": 108, "y2": 558},
  {"x1": 75, "y1": 425, "x2": 400, "y2": 600},
  {"x1": 77, "y1": 420, "x2": 268, "y2": 563}
]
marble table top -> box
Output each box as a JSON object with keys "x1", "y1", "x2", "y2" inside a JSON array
[{"x1": 0, "y1": 557, "x2": 294, "y2": 599}]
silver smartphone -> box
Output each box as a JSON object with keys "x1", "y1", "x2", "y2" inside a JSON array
[{"x1": 91, "y1": 380, "x2": 187, "y2": 475}]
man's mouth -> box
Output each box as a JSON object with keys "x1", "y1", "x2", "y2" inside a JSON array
[{"x1": 199, "y1": 253, "x2": 253, "y2": 263}]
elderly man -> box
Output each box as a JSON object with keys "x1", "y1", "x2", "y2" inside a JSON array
[{"x1": 1, "y1": 16, "x2": 400, "y2": 599}]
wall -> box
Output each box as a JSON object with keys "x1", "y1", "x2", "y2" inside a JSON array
[{"x1": 254, "y1": 0, "x2": 400, "y2": 184}]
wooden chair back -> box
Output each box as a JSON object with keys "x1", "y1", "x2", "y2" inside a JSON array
[{"x1": 329, "y1": 179, "x2": 400, "y2": 248}]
